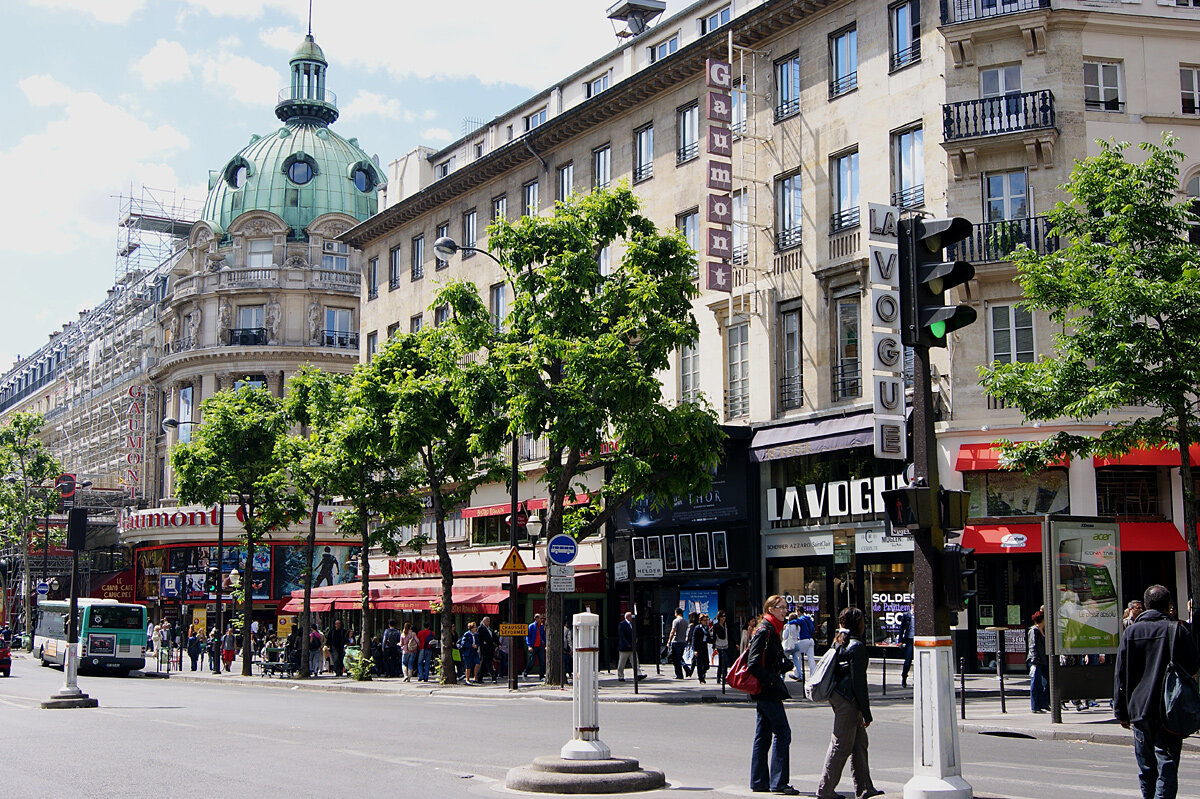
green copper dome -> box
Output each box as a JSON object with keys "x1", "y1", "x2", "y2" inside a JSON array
[{"x1": 200, "y1": 35, "x2": 385, "y2": 238}]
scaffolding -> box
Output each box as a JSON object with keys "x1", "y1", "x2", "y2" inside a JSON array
[{"x1": 728, "y1": 34, "x2": 772, "y2": 319}]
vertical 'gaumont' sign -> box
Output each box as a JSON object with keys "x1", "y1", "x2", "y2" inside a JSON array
[{"x1": 705, "y1": 59, "x2": 734, "y2": 293}]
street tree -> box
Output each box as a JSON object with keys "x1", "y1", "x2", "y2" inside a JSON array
[
  {"x1": 171, "y1": 386, "x2": 301, "y2": 676},
  {"x1": 981, "y1": 135, "x2": 1200, "y2": 605},
  {"x1": 0, "y1": 413, "x2": 61, "y2": 651},
  {"x1": 372, "y1": 281, "x2": 508, "y2": 684},
  {"x1": 281, "y1": 367, "x2": 352, "y2": 678},
  {"x1": 487, "y1": 185, "x2": 726, "y2": 685}
]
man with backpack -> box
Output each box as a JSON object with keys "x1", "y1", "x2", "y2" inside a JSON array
[
  {"x1": 1115, "y1": 584, "x2": 1200, "y2": 799},
  {"x1": 381, "y1": 619, "x2": 402, "y2": 678}
]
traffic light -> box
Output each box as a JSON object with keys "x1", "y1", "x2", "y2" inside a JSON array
[
  {"x1": 205, "y1": 565, "x2": 220, "y2": 596},
  {"x1": 942, "y1": 543, "x2": 977, "y2": 612},
  {"x1": 899, "y1": 217, "x2": 977, "y2": 348},
  {"x1": 881, "y1": 486, "x2": 936, "y2": 532},
  {"x1": 939, "y1": 489, "x2": 970, "y2": 540}
]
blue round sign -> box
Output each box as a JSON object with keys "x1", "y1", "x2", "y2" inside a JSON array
[
  {"x1": 36, "y1": 582, "x2": 49, "y2": 596},
  {"x1": 546, "y1": 534, "x2": 578, "y2": 566}
]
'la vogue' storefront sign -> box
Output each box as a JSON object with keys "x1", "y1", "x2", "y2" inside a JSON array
[{"x1": 765, "y1": 473, "x2": 906, "y2": 523}]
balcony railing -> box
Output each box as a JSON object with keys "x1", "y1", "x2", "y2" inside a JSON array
[
  {"x1": 830, "y1": 206, "x2": 861, "y2": 233},
  {"x1": 367, "y1": 286, "x2": 378, "y2": 301},
  {"x1": 725, "y1": 390, "x2": 750, "y2": 419},
  {"x1": 778, "y1": 372, "x2": 804, "y2": 412},
  {"x1": 774, "y1": 97, "x2": 801, "y2": 122},
  {"x1": 220, "y1": 267, "x2": 279, "y2": 288},
  {"x1": 228, "y1": 328, "x2": 267, "y2": 346},
  {"x1": 941, "y1": 0, "x2": 1050, "y2": 25},
  {"x1": 890, "y1": 41, "x2": 921, "y2": 72},
  {"x1": 676, "y1": 142, "x2": 699, "y2": 164},
  {"x1": 731, "y1": 244, "x2": 749, "y2": 266},
  {"x1": 313, "y1": 268, "x2": 360, "y2": 291},
  {"x1": 832, "y1": 359, "x2": 862, "y2": 401},
  {"x1": 775, "y1": 226, "x2": 802, "y2": 251},
  {"x1": 633, "y1": 162, "x2": 653, "y2": 182},
  {"x1": 323, "y1": 330, "x2": 359, "y2": 349},
  {"x1": 892, "y1": 184, "x2": 925, "y2": 210},
  {"x1": 947, "y1": 216, "x2": 1060, "y2": 263},
  {"x1": 168, "y1": 336, "x2": 194, "y2": 354},
  {"x1": 943, "y1": 89, "x2": 1055, "y2": 142},
  {"x1": 829, "y1": 71, "x2": 857, "y2": 98}
]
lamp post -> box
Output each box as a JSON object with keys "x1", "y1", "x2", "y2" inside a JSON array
[{"x1": 228, "y1": 568, "x2": 241, "y2": 670}]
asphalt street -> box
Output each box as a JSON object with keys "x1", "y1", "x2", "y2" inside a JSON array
[{"x1": 0, "y1": 656, "x2": 1197, "y2": 799}]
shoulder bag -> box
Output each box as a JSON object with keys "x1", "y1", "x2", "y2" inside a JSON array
[
  {"x1": 1162, "y1": 622, "x2": 1200, "y2": 737},
  {"x1": 726, "y1": 647, "x2": 760, "y2": 695},
  {"x1": 805, "y1": 644, "x2": 840, "y2": 702}
]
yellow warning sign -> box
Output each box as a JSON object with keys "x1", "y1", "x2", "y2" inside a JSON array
[
  {"x1": 498, "y1": 624, "x2": 527, "y2": 637},
  {"x1": 501, "y1": 546, "x2": 528, "y2": 572}
]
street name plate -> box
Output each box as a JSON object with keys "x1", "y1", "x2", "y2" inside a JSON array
[
  {"x1": 549, "y1": 575, "x2": 576, "y2": 593},
  {"x1": 634, "y1": 558, "x2": 664, "y2": 579},
  {"x1": 614, "y1": 560, "x2": 629, "y2": 582},
  {"x1": 548, "y1": 564, "x2": 574, "y2": 577},
  {"x1": 498, "y1": 623, "x2": 527, "y2": 637}
]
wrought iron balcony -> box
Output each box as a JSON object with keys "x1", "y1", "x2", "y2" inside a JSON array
[
  {"x1": 829, "y1": 71, "x2": 857, "y2": 99},
  {"x1": 676, "y1": 142, "x2": 699, "y2": 164},
  {"x1": 940, "y1": 0, "x2": 1050, "y2": 25},
  {"x1": 774, "y1": 97, "x2": 800, "y2": 122},
  {"x1": 775, "y1": 226, "x2": 802, "y2": 252},
  {"x1": 168, "y1": 336, "x2": 194, "y2": 354},
  {"x1": 890, "y1": 41, "x2": 921, "y2": 72},
  {"x1": 725, "y1": 390, "x2": 750, "y2": 419},
  {"x1": 830, "y1": 206, "x2": 861, "y2": 233},
  {"x1": 946, "y1": 216, "x2": 1059, "y2": 263},
  {"x1": 778, "y1": 372, "x2": 804, "y2": 412},
  {"x1": 322, "y1": 330, "x2": 359, "y2": 349},
  {"x1": 633, "y1": 162, "x2": 653, "y2": 182},
  {"x1": 891, "y1": 184, "x2": 925, "y2": 210},
  {"x1": 943, "y1": 90, "x2": 1055, "y2": 142},
  {"x1": 832, "y1": 360, "x2": 862, "y2": 402},
  {"x1": 367, "y1": 286, "x2": 378, "y2": 301},
  {"x1": 228, "y1": 328, "x2": 267, "y2": 346}
]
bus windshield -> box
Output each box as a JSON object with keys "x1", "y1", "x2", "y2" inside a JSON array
[{"x1": 88, "y1": 606, "x2": 144, "y2": 630}]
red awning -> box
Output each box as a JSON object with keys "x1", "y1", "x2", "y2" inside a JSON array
[
  {"x1": 955, "y1": 443, "x2": 1068, "y2": 471},
  {"x1": 1119, "y1": 522, "x2": 1187, "y2": 552},
  {"x1": 1093, "y1": 445, "x2": 1200, "y2": 468},
  {"x1": 461, "y1": 493, "x2": 592, "y2": 518},
  {"x1": 279, "y1": 598, "x2": 333, "y2": 613},
  {"x1": 962, "y1": 523, "x2": 1042, "y2": 555},
  {"x1": 288, "y1": 573, "x2": 600, "y2": 614}
]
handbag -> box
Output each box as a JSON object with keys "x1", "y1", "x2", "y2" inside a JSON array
[
  {"x1": 682, "y1": 644, "x2": 695, "y2": 667},
  {"x1": 1162, "y1": 622, "x2": 1200, "y2": 737},
  {"x1": 726, "y1": 648, "x2": 760, "y2": 695},
  {"x1": 804, "y1": 644, "x2": 840, "y2": 702}
]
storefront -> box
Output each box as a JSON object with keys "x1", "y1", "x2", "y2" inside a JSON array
[{"x1": 755, "y1": 415, "x2": 910, "y2": 653}]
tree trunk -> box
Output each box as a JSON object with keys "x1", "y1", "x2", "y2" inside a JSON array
[
  {"x1": 21, "y1": 514, "x2": 32, "y2": 653},
  {"x1": 299, "y1": 490, "x2": 319, "y2": 679},
  {"x1": 241, "y1": 502, "x2": 255, "y2": 677},
  {"x1": 359, "y1": 510, "x2": 372, "y2": 657},
  {"x1": 428, "y1": 466, "x2": 456, "y2": 685},
  {"x1": 1176, "y1": 405, "x2": 1199, "y2": 618}
]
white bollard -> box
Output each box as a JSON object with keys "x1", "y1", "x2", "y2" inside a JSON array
[{"x1": 560, "y1": 611, "x2": 611, "y2": 760}]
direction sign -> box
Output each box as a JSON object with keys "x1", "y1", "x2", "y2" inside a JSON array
[
  {"x1": 548, "y1": 564, "x2": 575, "y2": 578},
  {"x1": 546, "y1": 534, "x2": 578, "y2": 566},
  {"x1": 500, "y1": 547, "x2": 528, "y2": 572},
  {"x1": 549, "y1": 575, "x2": 576, "y2": 593},
  {"x1": 498, "y1": 623, "x2": 527, "y2": 637},
  {"x1": 159, "y1": 573, "x2": 181, "y2": 599},
  {"x1": 36, "y1": 582, "x2": 49, "y2": 597},
  {"x1": 635, "y1": 558, "x2": 664, "y2": 579},
  {"x1": 614, "y1": 560, "x2": 629, "y2": 582}
]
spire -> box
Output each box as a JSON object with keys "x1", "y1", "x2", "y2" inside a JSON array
[
  {"x1": 274, "y1": 30, "x2": 338, "y2": 126},
  {"x1": 307, "y1": 0, "x2": 313, "y2": 36}
]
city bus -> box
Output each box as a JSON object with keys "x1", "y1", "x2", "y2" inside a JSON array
[{"x1": 35, "y1": 599, "x2": 147, "y2": 674}]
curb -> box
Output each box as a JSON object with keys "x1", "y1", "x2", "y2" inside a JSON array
[{"x1": 959, "y1": 721, "x2": 1200, "y2": 752}]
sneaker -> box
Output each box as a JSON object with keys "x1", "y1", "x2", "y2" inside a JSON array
[
  {"x1": 772, "y1": 787, "x2": 801, "y2": 796},
  {"x1": 859, "y1": 789, "x2": 885, "y2": 799}
]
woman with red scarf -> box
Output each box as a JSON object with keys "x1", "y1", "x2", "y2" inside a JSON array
[{"x1": 747, "y1": 595, "x2": 798, "y2": 795}]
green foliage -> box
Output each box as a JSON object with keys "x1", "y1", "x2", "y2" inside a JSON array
[
  {"x1": 347, "y1": 652, "x2": 374, "y2": 681},
  {"x1": 0, "y1": 412, "x2": 61, "y2": 543}
]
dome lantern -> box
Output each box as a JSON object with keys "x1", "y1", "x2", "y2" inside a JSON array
[{"x1": 275, "y1": 34, "x2": 338, "y2": 126}]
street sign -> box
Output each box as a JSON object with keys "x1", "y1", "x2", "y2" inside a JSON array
[
  {"x1": 36, "y1": 582, "x2": 49, "y2": 597},
  {"x1": 500, "y1": 547, "x2": 528, "y2": 572},
  {"x1": 546, "y1": 534, "x2": 578, "y2": 566},
  {"x1": 159, "y1": 573, "x2": 181, "y2": 599},
  {"x1": 634, "y1": 558, "x2": 664, "y2": 579},
  {"x1": 549, "y1": 575, "x2": 576, "y2": 593},
  {"x1": 614, "y1": 560, "x2": 629, "y2": 582},
  {"x1": 548, "y1": 563, "x2": 575, "y2": 578},
  {"x1": 498, "y1": 623, "x2": 527, "y2": 637}
]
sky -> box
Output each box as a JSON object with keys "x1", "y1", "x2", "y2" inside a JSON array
[{"x1": 0, "y1": 0, "x2": 690, "y2": 375}]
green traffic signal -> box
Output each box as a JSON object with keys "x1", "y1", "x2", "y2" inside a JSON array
[{"x1": 899, "y1": 217, "x2": 978, "y2": 348}]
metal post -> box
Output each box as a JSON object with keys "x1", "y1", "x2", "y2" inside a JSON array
[
  {"x1": 213, "y1": 504, "x2": 224, "y2": 674},
  {"x1": 42, "y1": 522, "x2": 97, "y2": 707},
  {"x1": 509, "y1": 434, "x2": 519, "y2": 692},
  {"x1": 959, "y1": 656, "x2": 966, "y2": 720},
  {"x1": 42, "y1": 513, "x2": 49, "y2": 588},
  {"x1": 630, "y1": 575, "x2": 639, "y2": 696},
  {"x1": 997, "y1": 644, "x2": 1006, "y2": 714},
  {"x1": 882, "y1": 647, "x2": 888, "y2": 696},
  {"x1": 561, "y1": 612, "x2": 610, "y2": 760}
]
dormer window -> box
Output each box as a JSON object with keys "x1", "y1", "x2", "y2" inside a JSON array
[
  {"x1": 225, "y1": 158, "x2": 252, "y2": 189},
  {"x1": 352, "y1": 167, "x2": 374, "y2": 192},
  {"x1": 524, "y1": 107, "x2": 547, "y2": 132},
  {"x1": 283, "y1": 152, "x2": 318, "y2": 185}
]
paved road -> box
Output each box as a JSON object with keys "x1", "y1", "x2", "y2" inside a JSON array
[{"x1": 1, "y1": 656, "x2": 1197, "y2": 798}]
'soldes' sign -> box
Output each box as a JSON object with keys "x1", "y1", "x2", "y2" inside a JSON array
[{"x1": 704, "y1": 59, "x2": 734, "y2": 294}]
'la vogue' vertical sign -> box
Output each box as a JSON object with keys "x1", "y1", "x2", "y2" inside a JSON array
[
  {"x1": 868, "y1": 203, "x2": 906, "y2": 460},
  {"x1": 705, "y1": 59, "x2": 733, "y2": 293}
]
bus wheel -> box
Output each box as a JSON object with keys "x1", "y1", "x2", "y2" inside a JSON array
[{"x1": 39, "y1": 648, "x2": 49, "y2": 667}]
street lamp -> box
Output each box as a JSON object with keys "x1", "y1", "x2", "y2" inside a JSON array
[{"x1": 433, "y1": 236, "x2": 503, "y2": 266}]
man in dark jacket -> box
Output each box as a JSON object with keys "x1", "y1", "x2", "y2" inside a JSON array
[
  {"x1": 1115, "y1": 584, "x2": 1200, "y2": 799},
  {"x1": 747, "y1": 596, "x2": 798, "y2": 796},
  {"x1": 326, "y1": 619, "x2": 349, "y2": 677},
  {"x1": 616, "y1": 611, "x2": 642, "y2": 681}
]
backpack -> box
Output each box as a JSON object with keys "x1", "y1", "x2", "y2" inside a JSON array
[
  {"x1": 383, "y1": 628, "x2": 399, "y2": 648},
  {"x1": 805, "y1": 644, "x2": 840, "y2": 702},
  {"x1": 1163, "y1": 622, "x2": 1200, "y2": 737},
  {"x1": 404, "y1": 633, "x2": 419, "y2": 654}
]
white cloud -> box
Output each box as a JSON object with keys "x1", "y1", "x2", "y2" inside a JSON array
[
  {"x1": 0, "y1": 75, "x2": 192, "y2": 256},
  {"x1": 341, "y1": 90, "x2": 403, "y2": 122},
  {"x1": 135, "y1": 40, "x2": 193, "y2": 89},
  {"x1": 26, "y1": 0, "x2": 146, "y2": 23},
  {"x1": 199, "y1": 48, "x2": 282, "y2": 108},
  {"x1": 421, "y1": 128, "x2": 454, "y2": 143}
]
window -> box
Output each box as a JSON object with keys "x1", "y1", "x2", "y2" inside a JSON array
[
  {"x1": 491, "y1": 195, "x2": 506, "y2": 223},
  {"x1": 409, "y1": 235, "x2": 424, "y2": 281},
  {"x1": 1097, "y1": 468, "x2": 1163, "y2": 518},
  {"x1": 732, "y1": 189, "x2": 748, "y2": 265},
  {"x1": 556, "y1": 162, "x2": 574, "y2": 202},
  {"x1": 506, "y1": 124, "x2": 514, "y2": 141},
  {"x1": 892, "y1": 126, "x2": 924, "y2": 209},
  {"x1": 1084, "y1": 61, "x2": 1123, "y2": 111},
  {"x1": 435, "y1": 157, "x2": 455, "y2": 179},
  {"x1": 889, "y1": 1, "x2": 920, "y2": 72},
  {"x1": 522, "y1": 180, "x2": 539, "y2": 216},
  {"x1": 593, "y1": 145, "x2": 611, "y2": 189},
  {"x1": 964, "y1": 470, "x2": 1070, "y2": 517},
  {"x1": 775, "y1": 54, "x2": 801, "y2": 121},
  {"x1": 1186, "y1": 174, "x2": 1200, "y2": 246},
  {"x1": 649, "y1": 34, "x2": 678, "y2": 63},
  {"x1": 831, "y1": 150, "x2": 860, "y2": 231},
  {"x1": 489, "y1": 283, "x2": 508, "y2": 332},
  {"x1": 775, "y1": 172, "x2": 802, "y2": 250},
  {"x1": 834, "y1": 296, "x2": 860, "y2": 400},
  {"x1": 597, "y1": 245, "x2": 612, "y2": 276},
  {"x1": 462, "y1": 209, "x2": 477, "y2": 254},
  {"x1": 829, "y1": 26, "x2": 858, "y2": 97},
  {"x1": 178, "y1": 385, "x2": 193, "y2": 443},
  {"x1": 677, "y1": 103, "x2": 699, "y2": 164},
  {"x1": 586, "y1": 72, "x2": 610, "y2": 98},
  {"x1": 524, "y1": 107, "x2": 547, "y2": 131},
  {"x1": 677, "y1": 209, "x2": 700, "y2": 280},
  {"x1": 387, "y1": 322, "x2": 400, "y2": 339},
  {"x1": 726, "y1": 322, "x2": 750, "y2": 418},
  {"x1": 701, "y1": 5, "x2": 731, "y2": 34},
  {"x1": 367, "y1": 257, "x2": 378, "y2": 299},
  {"x1": 325, "y1": 307, "x2": 355, "y2": 348},
  {"x1": 779, "y1": 307, "x2": 803, "y2": 411},
  {"x1": 287, "y1": 159, "x2": 314, "y2": 185},
  {"x1": 232, "y1": 305, "x2": 265, "y2": 345},
  {"x1": 410, "y1": 315, "x2": 423, "y2": 334},
  {"x1": 352, "y1": 166, "x2": 375, "y2": 193},
  {"x1": 680, "y1": 343, "x2": 700, "y2": 403},
  {"x1": 366, "y1": 332, "x2": 377, "y2": 361},
  {"x1": 980, "y1": 65, "x2": 1023, "y2": 132},
  {"x1": 389, "y1": 246, "x2": 401, "y2": 290},
  {"x1": 434, "y1": 304, "x2": 450, "y2": 327},
  {"x1": 237, "y1": 305, "x2": 264, "y2": 330},
  {"x1": 634, "y1": 124, "x2": 654, "y2": 182},
  {"x1": 435, "y1": 222, "x2": 450, "y2": 270},
  {"x1": 731, "y1": 81, "x2": 746, "y2": 135},
  {"x1": 990, "y1": 304, "x2": 1034, "y2": 364},
  {"x1": 247, "y1": 238, "x2": 272, "y2": 269},
  {"x1": 983, "y1": 170, "x2": 1029, "y2": 222},
  {"x1": 1182, "y1": 66, "x2": 1200, "y2": 114},
  {"x1": 474, "y1": 141, "x2": 484, "y2": 160},
  {"x1": 322, "y1": 240, "x2": 349, "y2": 270}
]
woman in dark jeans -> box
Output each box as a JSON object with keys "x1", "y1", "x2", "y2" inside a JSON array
[
  {"x1": 747, "y1": 595, "x2": 798, "y2": 795},
  {"x1": 817, "y1": 606, "x2": 882, "y2": 799},
  {"x1": 691, "y1": 613, "x2": 711, "y2": 683},
  {"x1": 712, "y1": 610, "x2": 731, "y2": 685}
]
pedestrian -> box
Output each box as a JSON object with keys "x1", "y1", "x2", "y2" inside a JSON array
[
  {"x1": 401, "y1": 621, "x2": 419, "y2": 681},
  {"x1": 1115, "y1": 584, "x2": 1200, "y2": 799},
  {"x1": 781, "y1": 612, "x2": 801, "y2": 680},
  {"x1": 712, "y1": 610, "x2": 731, "y2": 685},
  {"x1": 308, "y1": 625, "x2": 324, "y2": 676},
  {"x1": 186, "y1": 630, "x2": 202, "y2": 671},
  {"x1": 327, "y1": 618, "x2": 348, "y2": 677},
  {"x1": 667, "y1": 607, "x2": 688, "y2": 679},
  {"x1": 563, "y1": 621, "x2": 573, "y2": 680},
  {"x1": 692, "y1": 612, "x2": 711, "y2": 683},
  {"x1": 897, "y1": 608, "x2": 914, "y2": 688},
  {"x1": 1123, "y1": 600, "x2": 1145, "y2": 632},
  {"x1": 221, "y1": 625, "x2": 236, "y2": 672},
  {"x1": 416, "y1": 621, "x2": 435, "y2": 682},
  {"x1": 497, "y1": 632, "x2": 510, "y2": 678},
  {"x1": 381, "y1": 619, "x2": 401, "y2": 678},
  {"x1": 524, "y1": 613, "x2": 546, "y2": 680},
  {"x1": 746, "y1": 595, "x2": 797, "y2": 796},
  {"x1": 477, "y1": 617, "x2": 496, "y2": 683},
  {"x1": 816, "y1": 606, "x2": 883, "y2": 799},
  {"x1": 740, "y1": 616, "x2": 755, "y2": 652},
  {"x1": 616, "y1": 611, "x2": 641, "y2": 682},
  {"x1": 208, "y1": 626, "x2": 220, "y2": 671},
  {"x1": 147, "y1": 620, "x2": 155, "y2": 653},
  {"x1": 1027, "y1": 610, "x2": 1050, "y2": 713},
  {"x1": 460, "y1": 621, "x2": 480, "y2": 684}
]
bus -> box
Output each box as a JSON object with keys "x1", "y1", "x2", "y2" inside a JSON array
[{"x1": 35, "y1": 599, "x2": 147, "y2": 674}]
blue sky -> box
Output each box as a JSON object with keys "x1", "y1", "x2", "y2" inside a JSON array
[{"x1": 0, "y1": 0, "x2": 687, "y2": 374}]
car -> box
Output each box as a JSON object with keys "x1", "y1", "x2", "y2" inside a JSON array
[{"x1": 0, "y1": 639, "x2": 10, "y2": 677}]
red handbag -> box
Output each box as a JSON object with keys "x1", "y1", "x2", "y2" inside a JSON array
[{"x1": 726, "y1": 648, "x2": 760, "y2": 695}]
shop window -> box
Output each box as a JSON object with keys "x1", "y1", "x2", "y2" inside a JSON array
[
  {"x1": 1097, "y1": 467, "x2": 1165, "y2": 518},
  {"x1": 865, "y1": 562, "x2": 914, "y2": 647},
  {"x1": 770, "y1": 564, "x2": 831, "y2": 641},
  {"x1": 471, "y1": 514, "x2": 535, "y2": 546},
  {"x1": 963, "y1": 469, "x2": 1070, "y2": 518}
]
